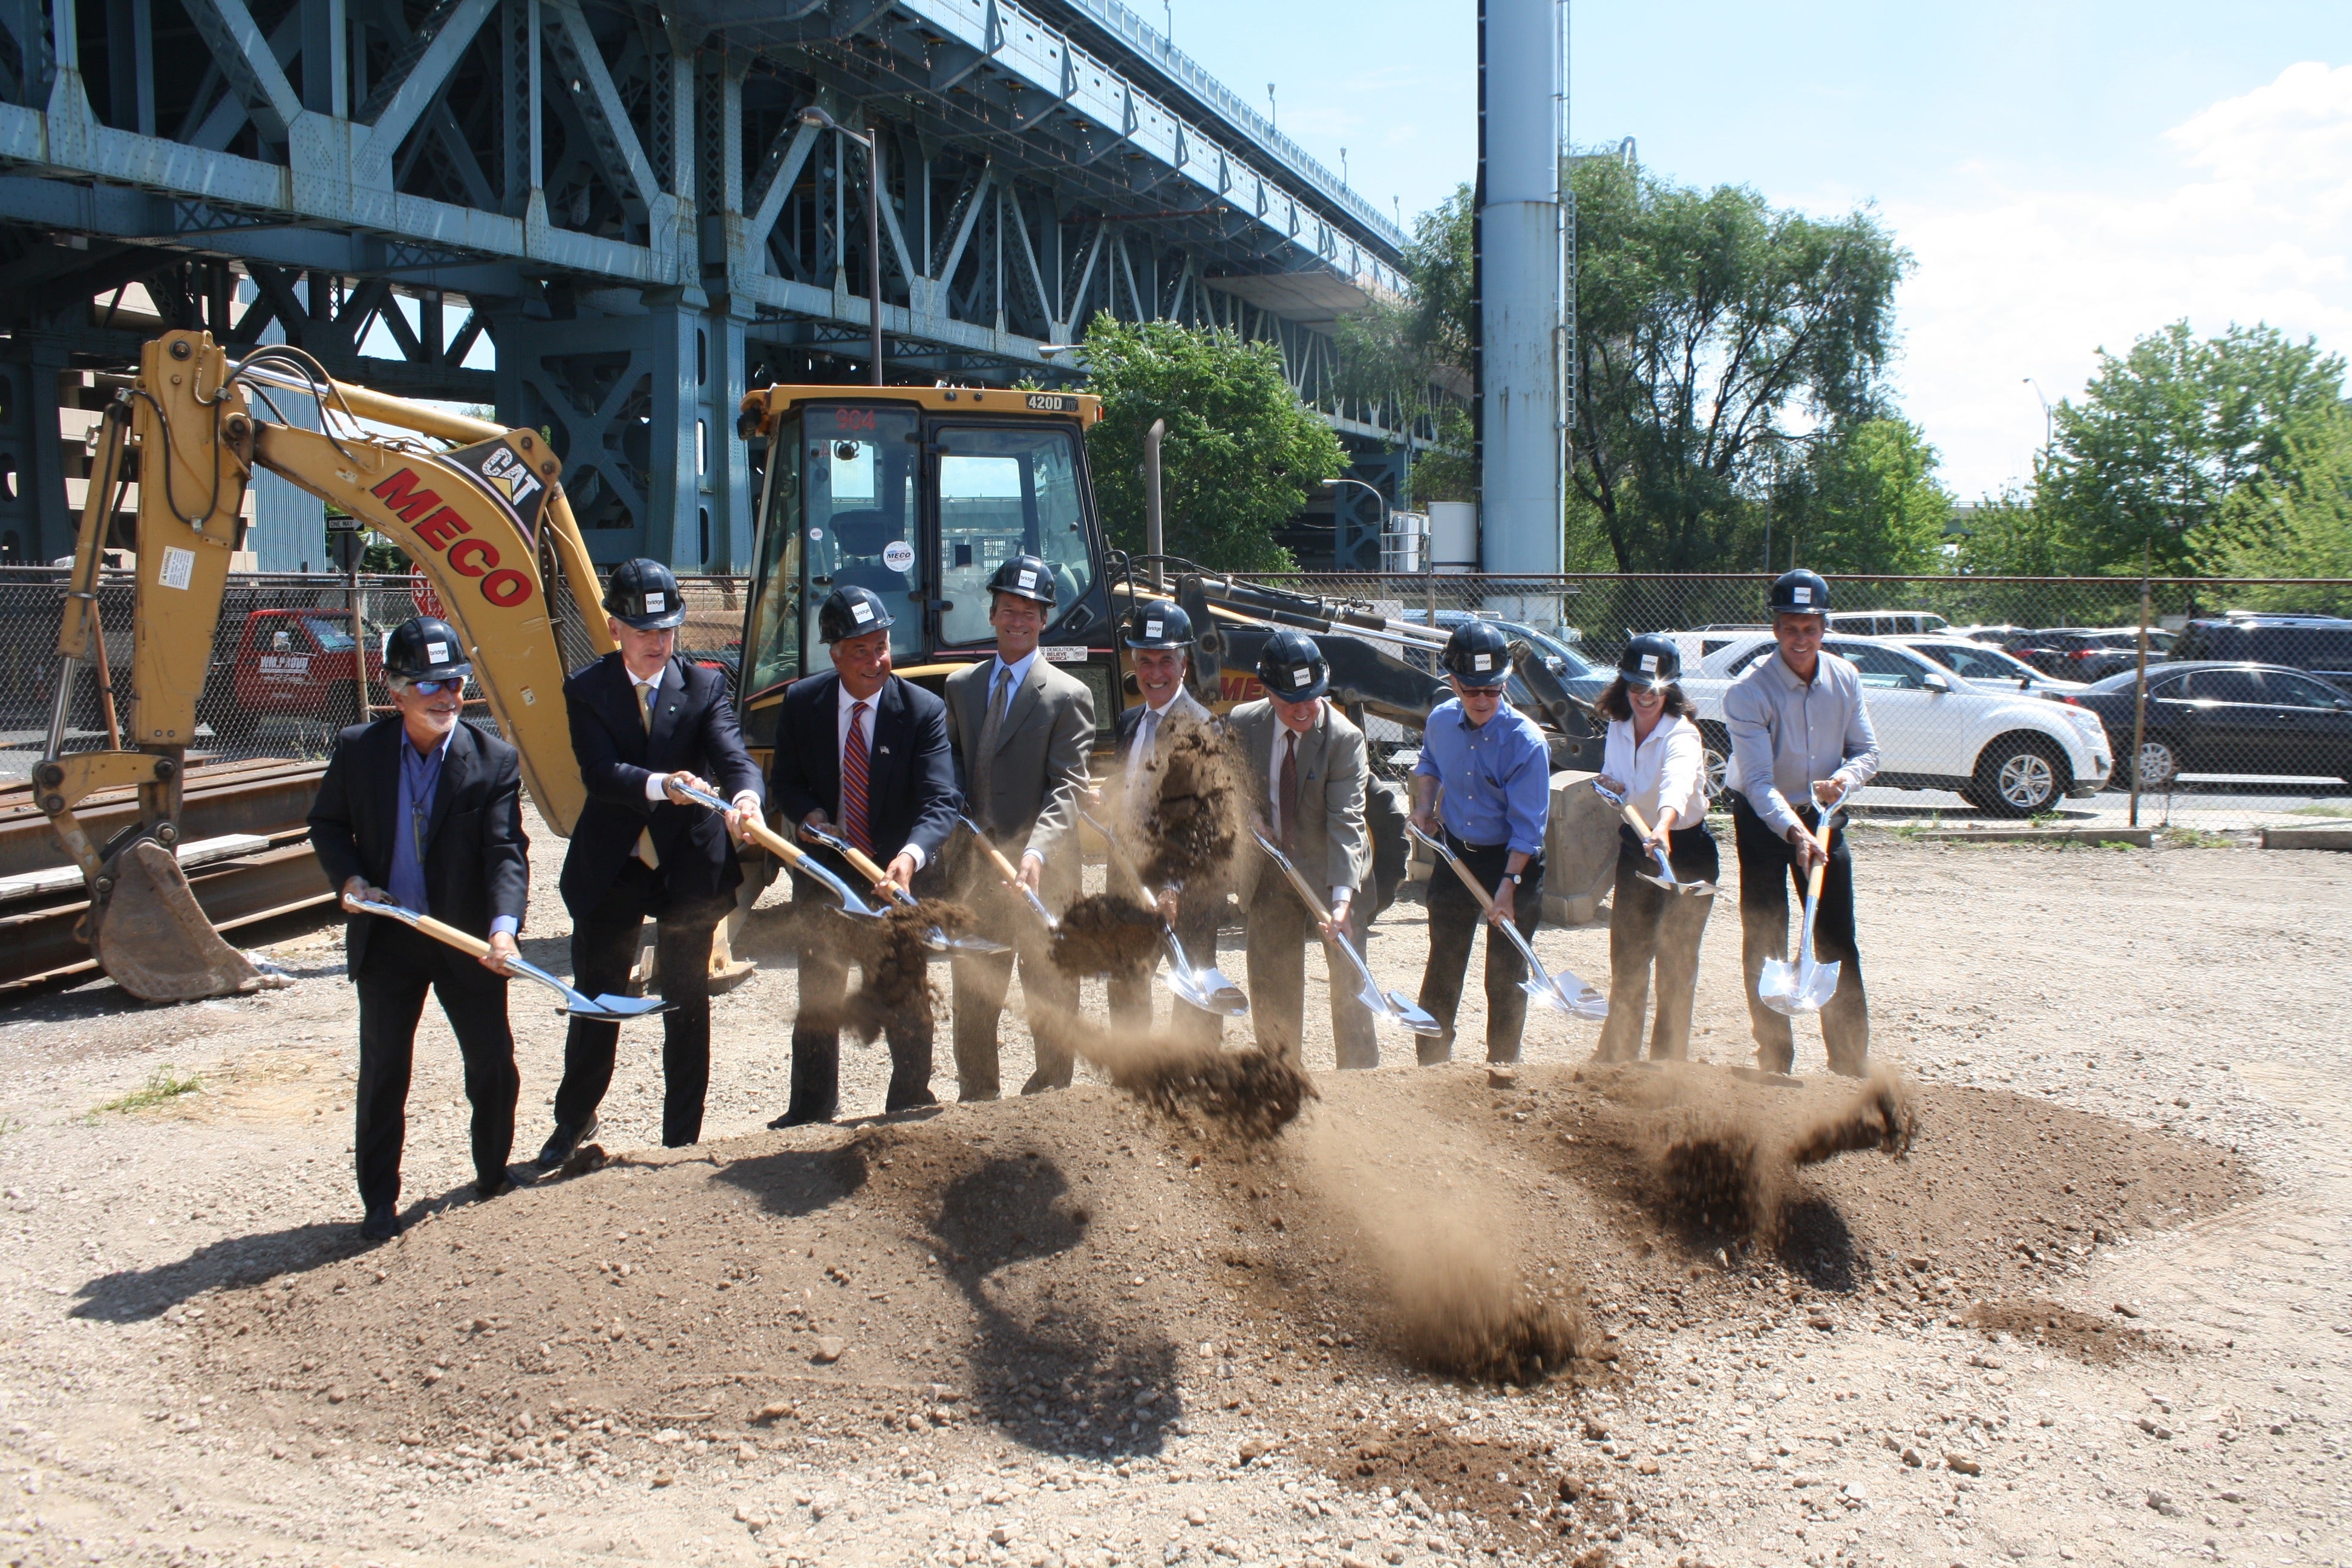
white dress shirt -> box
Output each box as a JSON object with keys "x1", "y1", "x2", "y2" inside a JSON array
[
  {"x1": 1602, "y1": 710, "x2": 1708, "y2": 831},
  {"x1": 835, "y1": 679, "x2": 926, "y2": 870},
  {"x1": 1266, "y1": 708, "x2": 1348, "y2": 904},
  {"x1": 634, "y1": 662, "x2": 761, "y2": 814}
]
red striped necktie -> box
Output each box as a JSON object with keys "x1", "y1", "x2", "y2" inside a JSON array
[{"x1": 841, "y1": 699, "x2": 872, "y2": 854}]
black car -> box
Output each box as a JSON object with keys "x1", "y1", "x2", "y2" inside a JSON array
[
  {"x1": 2050, "y1": 661, "x2": 2352, "y2": 788},
  {"x1": 2006, "y1": 627, "x2": 2173, "y2": 682},
  {"x1": 2167, "y1": 616, "x2": 2352, "y2": 687}
]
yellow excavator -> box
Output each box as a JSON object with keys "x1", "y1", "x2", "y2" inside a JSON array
[{"x1": 39, "y1": 328, "x2": 618, "y2": 1002}]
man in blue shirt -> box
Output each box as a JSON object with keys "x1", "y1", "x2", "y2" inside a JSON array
[
  {"x1": 1410, "y1": 620, "x2": 1552, "y2": 1065},
  {"x1": 309, "y1": 617, "x2": 529, "y2": 1242}
]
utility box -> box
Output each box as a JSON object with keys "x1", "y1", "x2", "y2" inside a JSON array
[{"x1": 1429, "y1": 501, "x2": 1478, "y2": 572}]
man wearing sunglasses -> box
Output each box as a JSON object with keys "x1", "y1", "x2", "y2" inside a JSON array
[{"x1": 310, "y1": 615, "x2": 530, "y2": 1242}]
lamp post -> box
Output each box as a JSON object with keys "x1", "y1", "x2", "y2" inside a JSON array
[
  {"x1": 802, "y1": 106, "x2": 883, "y2": 386},
  {"x1": 2023, "y1": 376, "x2": 2053, "y2": 453}
]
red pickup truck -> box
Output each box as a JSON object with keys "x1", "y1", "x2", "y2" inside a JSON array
[{"x1": 201, "y1": 608, "x2": 382, "y2": 744}]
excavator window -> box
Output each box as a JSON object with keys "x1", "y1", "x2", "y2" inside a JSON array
[
  {"x1": 745, "y1": 413, "x2": 805, "y2": 697},
  {"x1": 804, "y1": 405, "x2": 924, "y2": 664},
  {"x1": 935, "y1": 425, "x2": 1092, "y2": 647}
]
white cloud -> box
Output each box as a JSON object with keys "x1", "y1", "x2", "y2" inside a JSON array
[{"x1": 1890, "y1": 61, "x2": 2352, "y2": 500}]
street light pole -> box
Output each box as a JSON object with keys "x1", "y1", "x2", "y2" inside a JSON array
[
  {"x1": 2023, "y1": 376, "x2": 2053, "y2": 453},
  {"x1": 802, "y1": 107, "x2": 884, "y2": 385}
]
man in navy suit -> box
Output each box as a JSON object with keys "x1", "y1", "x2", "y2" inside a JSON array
[
  {"x1": 767, "y1": 585, "x2": 959, "y2": 1124},
  {"x1": 309, "y1": 616, "x2": 529, "y2": 1241},
  {"x1": 537, "y1": 559, "x2": 763, "y2": 1165}
]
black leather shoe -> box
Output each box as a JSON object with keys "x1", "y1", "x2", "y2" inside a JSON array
[
  {"x1": 359, "y1": 1207, "x2": 401, "y2": 1243},
  {"x1": 475, "y1": 1175, "x2": 512, "y2": 1202},
  {"x1": 534, "y1": 1115, "x2": 598, "y2": 1172},
  {"x1": 768, "y1": 1106, "x2": 834, "y2": 1129}
]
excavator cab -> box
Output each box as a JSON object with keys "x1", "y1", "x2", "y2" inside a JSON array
[{"x1": 733, "y1": 387, "x2": 1122, "y2": 754}]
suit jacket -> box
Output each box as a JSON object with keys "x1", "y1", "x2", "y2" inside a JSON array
[
  {"x1": 308, "y1": 717, "x2": 529, "y2": 978},
  {"x1": 1227, "y1": 697, "x2": 1371, "y2": 906},
  {"x1": 1108, "y1": 688, "x2": 1217, "y2": 896},
  {"x1": 945, "y1": 655, "x2": 1096, "y2": 907},
  {"x1": 768, "y1": 670, "x2": 959, "y2": 892},
  {"x1": 558, "y1": 652, "x2": 764, "y2": 919}
]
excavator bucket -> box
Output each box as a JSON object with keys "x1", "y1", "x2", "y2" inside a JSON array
[{"x1": 85, "y1": 840, "x2": 269, "y2": 1002}]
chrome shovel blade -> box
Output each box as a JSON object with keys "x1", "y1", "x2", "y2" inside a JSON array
[
  {"x1": 1381, "y1": 987, "x2": 1446, "y2": 1037},
  {"x1": 1760, "y1": 955, "x2": 1841, "y2": 1018},
  {"x1": 509, "y1": 956, "x2": 673, "y2": 1019},
  {"x1": 800, "y1": 823, "x2": 1008, "y2": 955}
]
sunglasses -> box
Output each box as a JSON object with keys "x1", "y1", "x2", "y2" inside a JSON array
[{"x1": 408, "y1": 675, "x2": 468, "y2": 697}]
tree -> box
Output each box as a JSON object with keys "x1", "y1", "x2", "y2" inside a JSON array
[
  {"x1": 1570, "y1": 157, "x2": 1910, "y2": 570},
  {"x1": 2197, "y1": 406, "x2": 2352, "y2": 611},
  {"x1": 1082, "y1": 315, "x2": 1345, "y2": 573},
  {"x1": 1777, "y1": 418, "x2": 1953, "y2": 575},
  {"x1": 1956, "y1": 488, "x2": 2097, "y2": 577},
  {"x1": 2037, "y1": 320, "x2": 2346, "y2": 573},
  {"x1": 1332, "y1": 186, "x2": 1475, "y2": 505}
]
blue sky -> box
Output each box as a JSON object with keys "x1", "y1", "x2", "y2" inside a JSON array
[{"x1": 1168, "y1": 0, "x2": 2352, "y2": 497}]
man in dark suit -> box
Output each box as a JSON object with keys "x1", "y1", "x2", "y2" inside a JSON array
[
  {"x1": 768, "y1": 584, "x2": 960, "y2": 1124},
  {"x1": 537, "y1": 558, "x2": 763, "y2": 1166},
  {"x1": 309, "y1": 616, "x2": 529, "y2": 1241}
]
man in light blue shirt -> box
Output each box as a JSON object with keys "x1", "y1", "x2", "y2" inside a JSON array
[{"x1": 1410, "y1": 620, "x2": 1552, "y2": 1065}]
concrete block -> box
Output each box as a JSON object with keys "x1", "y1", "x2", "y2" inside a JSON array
[{"x1": 2259, "y1": 823, "x2": 2352, "y2": 851}]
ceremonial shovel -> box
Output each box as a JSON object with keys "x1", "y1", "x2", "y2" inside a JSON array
[
  {"x1": 799, "y1": 823, "x2": 1009, "y2": 955},
  {"x1": 343, "y1": 892, "x2": 670, "y2": 1020},
  {"x1": 1251, "y1": 828, "x2": 1440, "y2": 1037},
  {"x1": 1079, "y1": 808, "x2": 1249, "y2": 1018},
  {"x1": 959, "y1": 815, "x2": 1059, "y2": 933},
  {"x1": 1757, "y1": 786, "x2": 1847, "y2": 1018},
  {"x1": 1405, "y1": 822, "x2": 1608, "y2": 1021},
  {"x1": 670, "y1": 782, "x2": 889, "y2": 928},
  {"x1": 1590, "y1": 780, "x2": 1717, "y2": 897}
]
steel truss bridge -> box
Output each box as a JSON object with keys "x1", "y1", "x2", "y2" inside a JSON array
[{"x1": 0, "y1": 0, "x2": 1425, "y2": 573}]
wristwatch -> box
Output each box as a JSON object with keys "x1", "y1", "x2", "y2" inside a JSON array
[{"x1": 1507, "y1": 872, "x2": 1523, "y2": 886}]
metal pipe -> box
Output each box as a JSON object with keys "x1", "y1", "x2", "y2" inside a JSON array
[
  {"x1": 801, "y1": 107, "x2": 886, "y2": 386},
  {"x1": 44, "y1": 656, "x2": 77, "y2": 760},
  {"x1": 1143, "y1": 417, "x2": 1166, "y2": 591},
  {"x1": 2129, "y1": 543, "x2": 2152, "y2": 828}
]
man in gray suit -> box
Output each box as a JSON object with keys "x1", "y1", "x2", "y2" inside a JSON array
[
  {"x1": 1232, "y1": 630, "x2": 1376, "y2": 1068},
  {"x1": 945, "y1": 554, "x2": 1098, "y2": 1098}
]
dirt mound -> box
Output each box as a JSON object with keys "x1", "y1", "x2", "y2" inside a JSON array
[
  {"x1": 1049, "y1": 893, "x2": 1162, "y2": 976},
  {"x1": 177, "y1": 1063, "x2": 2254, "y2": 1518},
  {"x1": 1136, "y1": 722, "x2": 1247, "y2": 893},
  {"x1": 1054, "y1": 1012, "x2": 1317, "y2": 1142}
]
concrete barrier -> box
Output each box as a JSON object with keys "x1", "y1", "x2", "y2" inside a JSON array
[
  {"x1": 2259, "y1": 823, "x2": 2352, "y2": 851},
  {"x1": 1397, "y1": 769, "x2": 1622, "y2": 928}
]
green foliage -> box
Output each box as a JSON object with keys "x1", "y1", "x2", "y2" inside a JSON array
[
  {"x1": 1775, "y1": 419, "x2": 1953, "y2": 575},
  {"x1": 96, "y1": 1065, "x2": 201, "y2": 1115},
  {"x1": 1409, "y1": 407, "x2": 1478, "y2": 505},
  {"x1": 1956, "y1": 488, "x2": 2097, "y2": 577},
  {"x1": 2037, "y1": 321, "x2": 2346, "y2": 573},
  {"x1": 1333, "y1": 187, "x2": 1475, "y2": 507},
  {"x1": 2196, "y1": 406, "x2": 2352, "y2": 611},
  {"x1": 1570, "y1": 156, "x2": 1910, "y2": 570},
  {"x1": 1081, "y1": 315, "x2": 1344, "y2": 572}
]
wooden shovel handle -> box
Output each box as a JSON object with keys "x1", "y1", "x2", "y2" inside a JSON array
[
  {"x1": 740, "y1": 813, "x2": 815, "y2": 871},
  {"x1": 414, "y1": 912, "x2": 493, "y2": 961},
  {"x1": 831, "y1": 836, "x2": 897, "y2": 889},
  {"x1": 1802, "y1": 795, "x2": 1838, "y2": 901},
  {"x1": 969, "y1": 826, "x2": 1026, "y2": 887}
]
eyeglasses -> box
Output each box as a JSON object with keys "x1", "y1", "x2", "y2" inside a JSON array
[{"x1": 407, "y1": 675, "x2": 468, "y2": 697}]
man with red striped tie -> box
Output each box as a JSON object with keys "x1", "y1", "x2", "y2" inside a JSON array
[{"x1": 767, "y1": 585, "x2": 959, "y2": 1125}]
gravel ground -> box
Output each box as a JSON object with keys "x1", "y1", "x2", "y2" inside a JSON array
[{"x1": 0, "y1": 823, "x2": 2347, "y2": 1568}]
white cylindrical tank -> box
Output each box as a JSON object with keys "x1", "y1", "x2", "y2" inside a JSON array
[
  {"x1": 1477, "y1": 0, "x2": 1564, "y2": 577},
  {"x1": 1428, "y1": 501, "x2": 1478, "y2": 572},
  {"x1": 1382, "y1": 510, "x2": 1428, "y2": 573}
]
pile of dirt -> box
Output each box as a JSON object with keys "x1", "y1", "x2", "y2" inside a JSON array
[
  {"x1": 1136, "y1": 722, "x2": 1247, "y2": 893},
  {"x1": 1653, "y1": 1068, "x2": 1918, "y2": 1238},
  {"x1": 177, "y1": 1063, "x2": 2255, "y2": 1517},
  {"x1": 1049, "y1": 893, "x2": 1163, "y2": 976},
  {"x1": 1105, "y1": 1041, "x2": 1316, "y2": 1143}
]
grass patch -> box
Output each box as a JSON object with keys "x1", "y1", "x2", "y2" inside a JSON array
[
  {"x1": 2161, "y1": 827, "x2": 2235, "y2": 849},
  {"x1": 94, "y1": 1065, "x2": 202, "y2": 1115},
  {"x1": 1890, "y1": 812, "x2": 1946, "y2": 841},
  {"x1": 2285, "y1": 803, "x2": 2352, "y2": 818}
]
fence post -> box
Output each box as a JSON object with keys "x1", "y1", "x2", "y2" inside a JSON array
[
  {"x1": 2128, "y1": 544, "x2": 2152, "y2": 829},
  {"x1": 350, "y1": 558, "x2": 369, "y2": 728}
]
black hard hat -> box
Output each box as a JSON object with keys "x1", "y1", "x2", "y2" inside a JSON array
[
  {"x1": 1768, "y1": 568, "x2": 1831, "y2": 618},
  {"x1": 603, "y1": 557, "x2": 687, "y2": 630},
  {"x1": 986, "y1": 553, "x2": 1056, "y2": 606},
  {"x1": 382, "y1": 616, "x2": 471, "y2": 683},
  {"x1": 1123, "y1": 601, "x2": 1194, "y2": 649},
  {"x1": 1617, "y1": 633, "x2": 1682, "y2": 691},
  {"x1": 1440, "y1": 619, "x2": 1513, "y2": 688},
  {"x1": 817, "y1": 584, "x2": 896, "y2": 643},
  {"x1": 1256, "y1": 628, "x2": 1329, "y2": 703}
]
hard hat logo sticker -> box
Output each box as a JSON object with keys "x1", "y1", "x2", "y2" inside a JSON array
[
  {"x1": 1472, "y1": 654, "x2": 1491, "y2": 671},
  {"x1": 1018, "y1": 569, "x2": 1038, "y2": 590},
  {"x1": 1793, "y1": 586, "x2": 1811, "y2": 604},
  {"x1": 1145, "y1": 620, "x2": 1163, "y2": 638},
  {"x1": 852, "y1": 602, "x2": 873, "y2": 624},
  {"x1": 426, "y1": 641, "x2": 450, "y2": 664},
  {"x1": 644, "y1": 592, "x2": 665, "y2": 613},
  {"x1": 1640, "y1": 654, "x2": 1658, "y2": 673},
  {"x1": 1292, "y1": 668, "x2": 1311, "y2": 687}
]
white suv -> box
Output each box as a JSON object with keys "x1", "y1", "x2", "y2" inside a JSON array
[{"x1": 1678, "y1": 634, "x2": 2114, "y2": 816}]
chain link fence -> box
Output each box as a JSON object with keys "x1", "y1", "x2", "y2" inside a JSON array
[
  {"x1": 0, "y1": 567, "x2": 749, "y2": 782},
  {"x1": 1233, "y1": 572, "x2": 2352, "y2": 840}
]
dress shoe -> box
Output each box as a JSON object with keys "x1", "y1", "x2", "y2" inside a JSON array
[
  {"x1": 475, "y1": 1174, "x2": 512, "y2": 1202},
  {"x1": 768, "y1": 1106, "x2": 834, "y2": 1129},
  {"x1": 534, "y1": 1114, "x2": 598, "y2": 1172},
  {"x1": 359, "y1": 1206, "x2": 401, "y2": 1242}
]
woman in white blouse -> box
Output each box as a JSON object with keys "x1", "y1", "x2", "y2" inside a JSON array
[{"x1": 1592, "y1": 635, "x2": 1717, "y2": 1062}]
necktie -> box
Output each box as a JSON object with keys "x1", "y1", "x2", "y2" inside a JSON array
[
  {"x1": 1279, "y1": 729, "x2": 1300, "y2": 854},
  {"x1": 635, "y1": 679, "x2": 660, "y2": 869},
  {"x1": 974, "y1": 665, "x2": 1014, "y2": 825},
  {"x1": 841, "y1": 700, "x2": 872, "y2": 854},
  {"x1": 1127, "y1": 705, "x2": 1161, "y2": 813}
]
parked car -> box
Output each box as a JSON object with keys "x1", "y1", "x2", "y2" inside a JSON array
[
  {"x1": 1400, "y1": 610, "x2": 1612, "y2": 708},
  {"x1": 2050, "y1": 662, "x2": 2352, "y2": 788},
  {"x1": 1675, "y1": 633, "x2": 2113, "y2": 815},
  {"x1": 1947, "y1": 622, "x2": 2033, "y2": 645},
  {"x1": 199, "y1": 607, "x2": 383, "y2": 743},
  {"x1": 2004, "y1": 627, "x2": 2173, "y2": 682},
  {"x1": 1891, "y1": 635, "x2": 2090, "y2": 694},
  {"x1": 1825, "y1": 609, "x2": 1950, "y2": 637},
  {"x1": 2166, "y1": 616, "x2": 2352, "y2": 686}
]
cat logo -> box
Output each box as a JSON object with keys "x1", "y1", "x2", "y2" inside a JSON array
[{"x1": 440, "y1": 436, "x2": 554, "y2": 542}]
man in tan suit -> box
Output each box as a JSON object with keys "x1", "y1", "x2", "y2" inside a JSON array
[
  {"x1": 1232, "y1": 630, "x2": 1376, "y2": 1068},
  {"x1": 1108, "y1": 601, "x2": 1223, "y2": 1045},
  {"x1": 946, "y1": 554, "x2": 1097, "y2": 1098}
]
